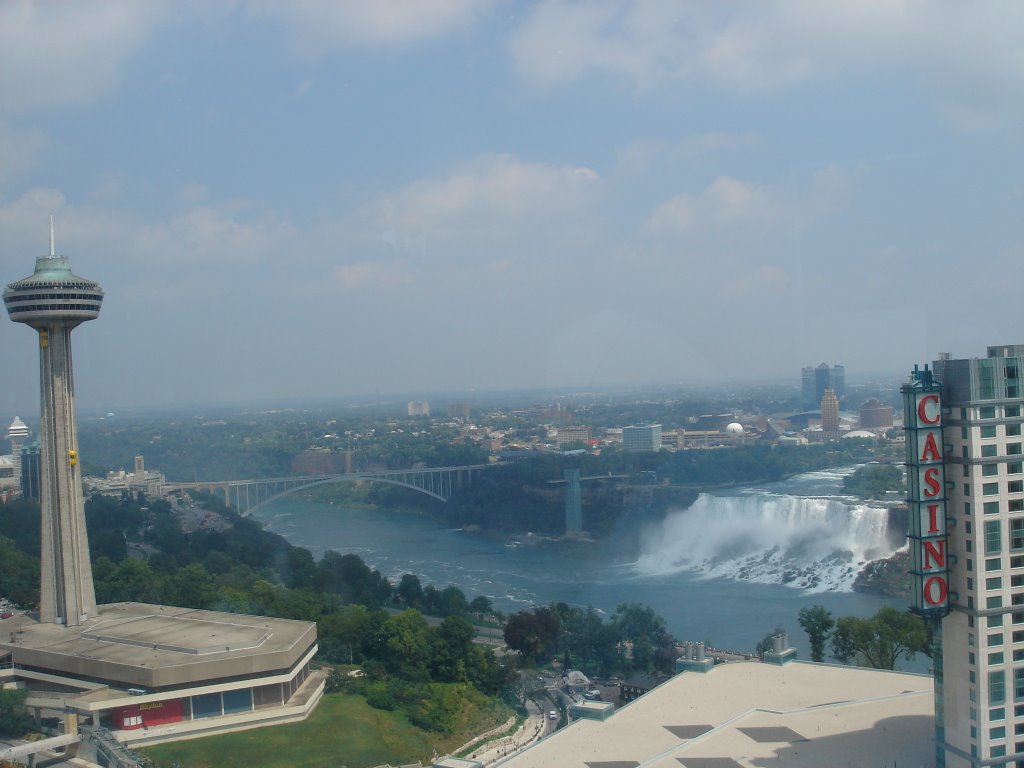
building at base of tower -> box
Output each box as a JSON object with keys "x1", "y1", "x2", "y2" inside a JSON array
[{"x1": 0, "y1": 603, "x2": 324, "y2": 748}]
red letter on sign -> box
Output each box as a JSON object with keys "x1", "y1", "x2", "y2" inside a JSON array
[
  {"x1": 923, "y1": 576, "x2": 948, "y2": 606},
  {"x1": 926, "y1": 504, "x2": 941, "y2": 534},
  {"x1": 923, "y1": 540, "x2": 946, "y2": 570},
  {"x1": 923, "y1": 467, "x2": 942, "y2": 498},
  {"x1": 918, "y1": 394, "x2": 940, "y2": 425},
  {"x1": 920, "y1": 432, "x2": 942, "y2": 462}
]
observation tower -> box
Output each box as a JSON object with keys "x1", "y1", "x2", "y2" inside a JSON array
[{"x1": 3, "y1": 225, "x2": 103, "y2": 626}]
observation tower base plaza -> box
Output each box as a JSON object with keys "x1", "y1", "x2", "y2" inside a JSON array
[{"x1": 0, "y1": 603, "x2": 324, "y2": 748}]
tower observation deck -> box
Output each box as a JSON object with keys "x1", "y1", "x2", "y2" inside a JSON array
[{"x1": 4, "y1": 235, "x2": 103, "y2": 626}]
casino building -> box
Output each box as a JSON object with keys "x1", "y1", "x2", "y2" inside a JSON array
[{"x1": 921, "y1": 344, "x2": 1024, "y2": 767}]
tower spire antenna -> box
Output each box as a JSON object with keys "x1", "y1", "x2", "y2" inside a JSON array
[{"x1": 49, "y1": 214, "x2": 55, "y2": 257}]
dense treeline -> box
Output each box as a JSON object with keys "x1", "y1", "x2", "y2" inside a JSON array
[
  {"x1": 76, "y1": 412, "x2": 487, "y2": 482},
  {"x1": 0, "y1": 492, "x2": 512, "y2": 733},
  {"x1": 502, "y1": 602, "x2": 678, "y2": 676},
  {"x1": 842, "y1": 463, "x2": 905, "y2": 499}
]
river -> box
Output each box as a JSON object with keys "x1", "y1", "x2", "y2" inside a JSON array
[{"x1": 253, "y1": 466, "x2": 909, "y2": 659}]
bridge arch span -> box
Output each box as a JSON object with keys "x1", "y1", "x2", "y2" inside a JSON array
[{"x1": 243, "y1": 475, "x2": 447, "y2": 515}]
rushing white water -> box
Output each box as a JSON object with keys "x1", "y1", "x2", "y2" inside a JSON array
[{"x1": 634, "y1": 492, "x2": 903, "y2": 593}]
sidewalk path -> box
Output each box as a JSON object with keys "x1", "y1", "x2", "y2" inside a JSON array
[{"x1": 467, "y1": 697, "x2": 548, "y2": 766}]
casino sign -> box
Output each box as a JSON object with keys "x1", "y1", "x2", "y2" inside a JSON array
[{"x1": 902, "y1": 365, "x2": 952, "y2": 618}]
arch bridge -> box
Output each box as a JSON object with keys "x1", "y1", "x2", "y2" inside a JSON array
[{"x1": 164, "y1": 464, "x2": 489, "y2": 516}]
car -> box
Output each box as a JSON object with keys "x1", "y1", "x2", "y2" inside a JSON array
[
  {"x1": 548, "y1": 710, "x2": 558, "y2": 720},
  {"x1": 583, "y1": 691, "x2": 602, "y2": 701}
]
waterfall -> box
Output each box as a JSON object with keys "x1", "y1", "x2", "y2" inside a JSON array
[{"x1": 634, "y1": 492, "x2": 903, "y2": 593}]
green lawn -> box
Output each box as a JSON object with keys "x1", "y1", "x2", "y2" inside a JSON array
[{"x1": 142, "y1": 692, "x2": 508, "y2": 768}]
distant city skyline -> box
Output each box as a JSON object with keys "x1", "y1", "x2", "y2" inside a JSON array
[{"x1": 1, "y1": 2, "x2": 1020, "y2": 412}]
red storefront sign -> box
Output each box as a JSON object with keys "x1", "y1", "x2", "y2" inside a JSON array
[{"x1": 112, "y1": 698, "x2": 185, "y2": 730}]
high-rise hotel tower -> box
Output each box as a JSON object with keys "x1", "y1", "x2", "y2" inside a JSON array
[
  {"x1": 907, "y1": 345, "x2": 1024, "y2": 766},
  {"x1": 3, "y1": 232, "x2": 103, "y2": 626}
]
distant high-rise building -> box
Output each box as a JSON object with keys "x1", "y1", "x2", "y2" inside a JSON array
[
  {"x1": 407, "y1": 400, "x2": 430, "y2": 417},
  {"x1": 859, "y1": 399, "x2": 894, "y2": 429},
  {"x1": 7, "y1": 416, "x2": 29, "y2": 492},
  {"x1": 820, "y1": 388, "x2": 840, "y2": 441},
  {"x1": 556, "y1": 425, "x2": 592, "y2": 448},
  {"x1": 19, "y1": 439, "x2": 41, "y2": 500},
  {"x1": 4, "y1": 231, "x2": 103, "y2": 626},
  {"x1": 622, "y1": 424, "x2": 662, "y2": 453},
  {"x1": 447, "y1": 402, "x2": 470, "y2": 418},
  {"x1": 922, "y1": 344, "x2": 1024, "y2": 766},
  {"x1": 802, "y1": 362, "x2": 845, "y2": 409}
]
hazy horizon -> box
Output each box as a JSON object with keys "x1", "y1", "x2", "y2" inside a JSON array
[{"x1": 2, "y1": 2, "x2": 1020, "y2": 413}]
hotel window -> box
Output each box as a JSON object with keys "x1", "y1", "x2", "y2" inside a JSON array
[
  {"x1": 991, "y1": 633, "x2": 1005, "y2": 646},
  {"x1": 992, "y1": 707, "x2": 1006, "y2": 722},
  {"x1": 968, "y1": 521, "x2": 974, "y2": 534},
  {"x1": 1012, "y1": 520, "x2": 1024, "y2": 551},
  {"x1": 1008, "y1": 425, "x2": 1022, "y2": 437},
  {"x1": 983, "y1": 426, "x2": 999, "y2": 438},
  {"x1": 1007, "y1": 405, "x2": 1022, "y2": 418},
  {"x1": 985, "y1": 482, "x2": 1001, "y2": 496},
  {"x1": 991, "y1": 652, "x2": 1005, "y2": 664},
  {"x1": 988, "y1": 558, "x2": 1002, "y2": 571},
  {"x1": 984, "y1": 464, "x2": 1000, "y2": 477},
  {"x1": 1012, "y1": 501, "x2": 1024, "y2": 513},
  {"x1": 992, "y1": 670, "x2": 1007, "y2": 704},
  {"x1": 992, "y1": 615, "x2": 1005, "y2": 628},
  {"x1": 990, "y1": 596, "x2": 1004, "y2": 608},
  {"x1": 991, "y1": 744, "x2": 1006, "y2": 758},
  {"x1": 987, "y1": 521, "x2": 1003, "y2": 554},
  {"x1": 992, "y1": 726, "x2": 1006, "y2": 739},
  {"x1": 1011, "y1": 463, "x2": 1024, "y2": 475},
  {"x1": 1011, "y1": 481, "x2": 1024, "y2": 494},
  {"x1": 1009, "y1": 443, "x2": 1023, "y2": 455},
  {"x1": 987, "y1": 502, "x2": 1002, "y2": 514},
  {"x1": 989, "y1": 577, "x2": 1004, "y2": 590},
  {"x1": 1017, "y1": 669, "x2": 1024, "y2": 701},
  {"x1": 981, "y1": 407, "x2": 998, "y2": 419}
]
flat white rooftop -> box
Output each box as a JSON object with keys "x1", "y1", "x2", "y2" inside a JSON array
[{"x1": 501, "y1": 661, "x2": 935, "y2": 768}]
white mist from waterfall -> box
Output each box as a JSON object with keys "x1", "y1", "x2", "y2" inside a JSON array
[{"x1": 634, "y1": 493, "x2": 902, "y2": 593}]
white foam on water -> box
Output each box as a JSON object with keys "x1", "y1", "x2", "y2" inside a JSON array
[{"x1": 633, "y1": 491, "x2": 899, "y2": 592}]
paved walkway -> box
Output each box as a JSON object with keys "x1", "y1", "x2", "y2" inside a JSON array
[{"x1": 466, "y1": 697, "x2": 548, "y2": 766}]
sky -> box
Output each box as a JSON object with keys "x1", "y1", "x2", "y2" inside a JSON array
[{"x1": 1, "y1": 1, "x2": 1022, "y2": 413}]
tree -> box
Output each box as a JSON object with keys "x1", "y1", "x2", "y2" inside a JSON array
[
  {"x1": 830, "y1": 607, "x2": 929, "y2": 670},
  {"x1": 0, "y1": 688, "x2": 32, "y2": 738},
  {"x1": 397, "y1": 573, "x2": 424, "y2": 607},
  {"x1": 798, "y1": 605, "x2": 835, "y2": 663},
  {"x1": 469, "y1": 595, "x2": 493, "y2": 619}
]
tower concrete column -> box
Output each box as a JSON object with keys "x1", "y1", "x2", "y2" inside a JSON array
[{"x1": 5, "y1": 236, "x2": 103, "y2": 627}]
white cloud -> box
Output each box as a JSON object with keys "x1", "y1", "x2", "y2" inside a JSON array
[
  {"x1": 249, "y1": 0, "x2": 492, "y2": 51},
  {"x1": 510, "y1": 1, "x2": 1024, "y2": 128},
  {"x1": 0, "y1": 0, "x2": 169, "y2": 115},
  {"x1": 644, "y1": 175, "x2": 780, "y2": 236},
  {"x1": 347, "y1": 153, "x2": 602, "y2": 253}
]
